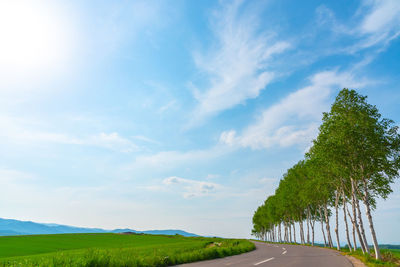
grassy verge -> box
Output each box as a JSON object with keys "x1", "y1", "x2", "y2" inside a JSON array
[
  {"x1": 0, "y1": 234, "x2": 255, "y2": 267},
  {"x1": 347, "y1": 249, "x2": 400, "y2": 267}
]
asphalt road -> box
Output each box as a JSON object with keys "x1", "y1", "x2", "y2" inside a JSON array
[{"x1": 179, "y1": 242, "x2": 353, "y2": 267}]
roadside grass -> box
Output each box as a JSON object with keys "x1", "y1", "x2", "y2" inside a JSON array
[
  {"x1": 0, "y1": 234, "x2": 255, "y2": 267},
  {"x1": 347, "y1": 249, "x2": 400, "y2": 267},
  {"x1": 253, "y1": 240, "x2": 400, "y2": 267}
]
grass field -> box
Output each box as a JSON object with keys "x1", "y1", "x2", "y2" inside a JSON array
[{"x1": 0, "y1": 233, "x2": 255, "y2": 266}]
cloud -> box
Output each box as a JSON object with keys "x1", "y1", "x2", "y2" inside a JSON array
[
  {"x1": 127, "y1": 145, "x2": 232, "y2": 173},
  {"x1": 258, "y1": 177, "x2": 276, "y2": 184},
  {"x1": 317, "y1": 1, "x2": 400, "y2": 53},
  {"x1": 132, "y1": 135, "x2": 161, "y2": 145},
  {"x1": 88, "y1": 132, "x2": 138, "y2": 153},
  {"x1": 352, "y1": 0, "x2": 400, "y2": 52},
  {"x1": 0, "y1": 168, "x2": 35, "y2": 183},
  {"x1": 0, "y1": 116, "x2": 137, "y2": 153},
  {"x1": 206, "y1": 174, "x2": 220, "y2": 180},
  {"x1": 220, "y1": 70, "x2": 367, "y2": 150},
  {"x1": 163, "y1": 176, "x2": 220, "y2": 198},
  {"x1": 360, "y1": 0, "x2": 400, "y2": 35},
  {"x1": 189, "y1": 0, "x2": 290, "y2": 125},
  {"x1": 158, "y1": 100, "x2": 177, "y2": 113}
]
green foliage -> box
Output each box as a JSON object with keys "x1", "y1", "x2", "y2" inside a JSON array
[
  {"x1": 0, "y1": 234, "x2": 255, "y2": 267},
  {"x1": 252, "y1": 88, "x2": 400, "y2": 260}
]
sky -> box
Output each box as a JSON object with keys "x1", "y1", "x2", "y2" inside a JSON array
[{"x1": 0, "y1": 0, "x2": 399, "y2": 243}]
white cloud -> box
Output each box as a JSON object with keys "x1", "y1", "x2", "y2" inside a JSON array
[
  {"x1": 206, "y1": 174, "x2": 220, "y2": 180},
  {"x1": 85, "y1": 132, "x2": 138, "y2": 153},
  {"x1": 0, "y1": 168, "x2": 35, "y2": 183},
  {"x1": 318, "y1": 1, "x2": 400, "y2": 53},
  {"x1": 220, "y1": 70, "x2": 367, "y2": 150},
  {"x1": 360, "y1": 0, "x2": 400, "y2": 35},
  {"x1": 132, "y1": 135, "x2": 161, "y2": 145},
  {"x1": 0, "y1": 115, "x2": 137, "y2": 153},
  {"x1": 158, "y1": 100, "x2": 177, "y2": 114},
  {"x1": 127, "y1": 145, "x2": 231, "y2": 173},
  {"x1": 190, "y1": 0, "x2": 290, "y2": 125},
  {"x1": 357, "y1": 0, "x2": 400, "y2": 51},
  {"x1": 258, "y1": 177, "x2": 276, "y2": 184},
  {"x1": 219, "y1": 130, "x2": 237, "y2": 146},
  {"x1": 163, "y1": 176, "x2": 221, "y2": 199}
]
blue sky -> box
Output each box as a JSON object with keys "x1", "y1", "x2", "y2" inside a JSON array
[{"x1": 0, "y1": 0, "x2": 399, "y2": 242}]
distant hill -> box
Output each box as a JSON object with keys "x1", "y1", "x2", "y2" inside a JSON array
[{"x1": 0, "y1": 218, "x2": 198, "y2": 237}]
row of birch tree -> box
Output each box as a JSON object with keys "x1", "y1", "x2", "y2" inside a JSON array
[{"x1": 252, "y1": 89, "x2": 400, "y2": 260}]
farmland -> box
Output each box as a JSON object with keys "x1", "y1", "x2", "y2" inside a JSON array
[{"x1": 0, "y1": 233, "x2": 254, "y2": 266}]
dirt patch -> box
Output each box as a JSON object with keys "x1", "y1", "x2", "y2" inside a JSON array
[
  {"x1": 206, "y1": 242, "x2": 222, "y2": 248},
  {"x1": 345, "y1": 255, "x2": 367, "y2": 267}
]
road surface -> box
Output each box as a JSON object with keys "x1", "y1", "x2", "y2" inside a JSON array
[{"x1": 179, "y1": 242, "x2": 353, "y2": 267}]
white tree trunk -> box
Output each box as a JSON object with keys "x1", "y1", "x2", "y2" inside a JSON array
[
  {"x1": 356, "y1": 198, "x2": 370, "y2": 253},
  {"x1": 311, "y1": 219, "x2": 315, "y2": 246},
  {"x1": 347, "y1": 208, "x2": 359, "y2": 252},
  {"x1": 324, "y1": 204, "x2": 333, "y2": 248},
  {"x1": 335, "y1": 190, "x2": 341, "y2": 250},
  {"x1": 299, "y1": 220, "x2": 304, "y2": 244},
  {"x1": 351, "y1": 179, "x2": 366, "y2": 253},
  {"x1": 293, "y1": 221, "x2": 297, "y2": 244},
  {"x1": 319, "y1": 207, "x2": 327, "y2": 247},
  {"x1": 362, "y1": 179, "x2": 381, "y2": 260},
  {"x1": 284, "y1": 223, "x2": 288, "y2": 243},
  {"x1": 307, "y1": 209, "x2": 310, "y2": 244},
  {"x1": 343, "y1": 197, "x2": 353, "y2": 252}
]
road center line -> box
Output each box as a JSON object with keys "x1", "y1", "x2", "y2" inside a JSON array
[{"x1": 254, "y1": 257, "x2": 275, "y2": 265}]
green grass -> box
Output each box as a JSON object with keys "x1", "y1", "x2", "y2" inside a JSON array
[
  {"x1": 348, "y1": 249, "x2": 400, "y2": 267},
  {"x1": 0, "y1": 233, "x2": 255, "y2": 266}
]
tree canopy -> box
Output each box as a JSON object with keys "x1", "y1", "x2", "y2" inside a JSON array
[{"x1": 252, "y1": 89, "x2": 400, "y2": 260}]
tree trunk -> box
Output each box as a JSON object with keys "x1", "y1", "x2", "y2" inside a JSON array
[
  {"x1": 319, "y1": 207, "x2": 327, "y2": 247},
  {"x1": 273, "y1": 226, "x2": 275, "y2": 242},
  {"x1": 356, "y1": 198, "x2": 369, "y2": 253},
  {"x1": 289, "y1": 223, "x2": 292, "y2": 243},
  {"x1": 347, "y1": 208, "x2": 359, "y2": 252},
  {"x1": 300, "y1": 220, "x2": 305, "y2": 244},
  {"x1": 351, "y1": 179, "x2": 366, "y2": 253},
  {"x1": 311, "y1": 219, "x2": 315, "y2": 246},
  {"x1": 334, "y1": 190, "x2": 340, "y2": 250},
  {"x1": 279, "y1": 223, "x2": 282, "y2": 243},
  {"x1": 362, "y1": 178, "x2": 381, "y2": 260},
  {"x1": 324, "y1": 204, "x2": 333, "y2": 248},
  {"x1": 343, "y1": 196, "x2": 353, "y2": 252},
  {"x1": 307, "y1": 208, "x2": 310, "y2": 244},
  {"x1": 284, "y1": 223, "x2": 287, "y2": 243},
  {"x1": 293, "y1": 221, "x2": 297, "y2": 244}
]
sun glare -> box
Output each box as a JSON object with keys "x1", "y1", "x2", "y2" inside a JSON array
[{"x1": 0, "y1": 1, "x2": 72, "y2": 75}]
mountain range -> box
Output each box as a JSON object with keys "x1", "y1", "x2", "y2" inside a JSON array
[{"x1": 0, "y1": 218, "x2": 198, "y2": 237}]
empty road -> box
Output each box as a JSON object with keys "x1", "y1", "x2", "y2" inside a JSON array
[{"x1": 179, "y1": 242, "x2": 353, "y2": 267}]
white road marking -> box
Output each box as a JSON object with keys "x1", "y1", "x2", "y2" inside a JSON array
[
  {"x1": 283, "y1": 247, "x2": 286, "y2": 250},
  {"x1": 273, "y1": 245, "x2": 278, "y2": 247},
  {"x1": 282, "y1": 250, "x2": 287, "y2": 255},
  {"x1": 254, "y1": 257, "x2": 275, "y2": 265}
]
